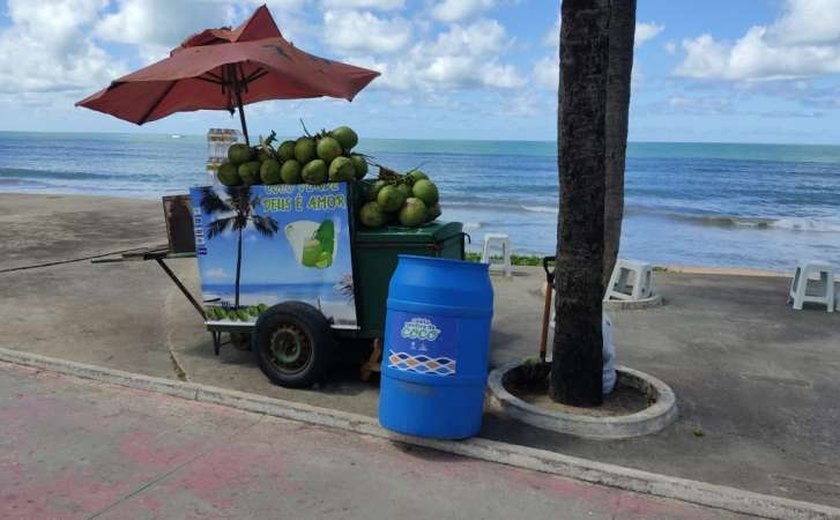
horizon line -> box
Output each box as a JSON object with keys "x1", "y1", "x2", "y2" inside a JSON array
[{"x1": 0, "y1": 129, "x2": 838, "y2": 148}]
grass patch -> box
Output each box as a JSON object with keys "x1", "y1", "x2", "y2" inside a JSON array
[{"x1": 465, "y1": 252, "x2": 545, "y2": 267}]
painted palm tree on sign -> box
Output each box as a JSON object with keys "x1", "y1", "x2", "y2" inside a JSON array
[{"x1": 199, "y1": 186, "x2": 280, "y2": 309}]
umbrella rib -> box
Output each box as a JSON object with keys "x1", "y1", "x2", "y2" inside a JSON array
[
  {"x1": 138, "y1": 80, "x2": 178, "y2": 125},
  {"x1": 197, "y1": 76, "x2": 224, "y2": 86},
  {"x1": 243, "y1": 67, "x2": 267, "y2": 83},
  {"x1": 204, "y1": 71, "x2": 225, "y2": 82}
]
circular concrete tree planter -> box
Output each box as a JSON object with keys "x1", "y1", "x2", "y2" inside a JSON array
[
  {"x1": 603, "y1": 294, "x2": 664, "y2": 311},
  {"x1": 488, "y1": 361, "x2": 678, "y2": 440}
]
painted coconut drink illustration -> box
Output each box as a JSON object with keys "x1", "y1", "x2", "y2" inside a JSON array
[{"x1": 285, "y1": 219, "x2": 337, "y2": 269}]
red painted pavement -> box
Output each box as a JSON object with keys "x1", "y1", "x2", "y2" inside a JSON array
[{"x1": 0, "y1": 363, "x2": 752, "y2": 519}]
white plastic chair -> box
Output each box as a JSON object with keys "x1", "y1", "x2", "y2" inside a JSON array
[
  {"x1": 605, "y1": 259, "x2": 654, "y2": 301},
  {"x1": 789, "y1": 261, "x2": 834, "y2": 312},
  {"x1": 481, "y1": 233, "x2": 512, "y2": 277}
]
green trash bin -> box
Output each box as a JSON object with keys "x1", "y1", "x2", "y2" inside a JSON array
[{"x1": 353, "y1": 222, "x2": 464, "y2": 337}]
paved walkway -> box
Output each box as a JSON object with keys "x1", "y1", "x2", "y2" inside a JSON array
[{"x1": 1, "y1": 363, "x2": 755, "y2": 520}]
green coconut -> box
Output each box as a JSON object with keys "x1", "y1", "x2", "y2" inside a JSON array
[
  {"x1": 426, "y1": 203, "x2": 442, "y2": 222},
  {"x1": 217, "y1": 162, "x2": 241, "y2": 186},
  {"x1": 228, "y1": 143, "x2": 254, "y2": 165},
  {"x1": 399, "y1": 197, "x2": 428, "y2": 227},
  {"x1": 302, "y1": 159, "x2": 328, "y2": 185},
  {"x1": 294, "y1": 137, "x2": 317, "y2": 163},
  {"x1": 331, "y1": 126, "x2": 358, "y2": 151},
  {"x1": 350, "y1": 154, "x2": 368, "y2": 179},
  {"x1": 328, "y1": 156, "x2": 355, "y2": 182},
  {"x1": 367, "y1": 180, "x2": 388, "y2": 201},
  {"x1": 412, "y1": 179, "x2": 439, "y2": 206},
  {"x1": 408, "y1": 170, "x2": 429, "y2": 184},
  {"x1": 316, "y1": 136, "x2": 343, "y2": 163},
  {"x1": 278, "y1": 140, "x2": 296, "y2": 161},
  {"x1": 256, "y1": 303, "x2": 269, "y2": 314},
  {"x1": 260, "y1": 159, "x2": 283, "y2": 184},
  {"x1": 395, "y1": 183, "x2": 412, "y2": 200},
  {"x1": 281, "y1": 160, "x2": 302, "y2": 184},
  {"x1": 239, "y1": 161, "x2": 262, "y2": 186},
  {"x1": 377, "y1": 185, "x2": 405, "y2": 213},
  {"x1": 236, "y1": 308, "x2": 251, "y2": 321},
  {"x1": 256, "y1": 149, "x2": 272, "y2": 163},
  {"x1": 359, "y1": 201, "x2": 386, "y2": 228}
]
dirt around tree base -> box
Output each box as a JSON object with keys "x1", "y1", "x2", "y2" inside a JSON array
[{"x1": 502, "y1": 362, "x2": 654, "y2": 418}]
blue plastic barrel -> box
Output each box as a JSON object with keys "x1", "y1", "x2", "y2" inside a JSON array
[{"x1": 379, "y1": 255, "x2": 494, "y2": 439}]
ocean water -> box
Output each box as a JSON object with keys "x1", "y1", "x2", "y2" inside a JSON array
[{"x1": 1, "y1": 131, "x2": 839, "y2": 270}]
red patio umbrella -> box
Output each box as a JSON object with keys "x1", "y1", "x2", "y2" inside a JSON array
[{"x1": 77, "y1": 5, "x2": 379, "y2": 145}]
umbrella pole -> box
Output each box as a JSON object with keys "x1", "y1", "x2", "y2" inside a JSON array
[
  {"x1": 235, "y1": 91, "x2": 249, "y2": 147},
  {"x1": 228, "y1": 64, "x2": 250, "y2": 146}
]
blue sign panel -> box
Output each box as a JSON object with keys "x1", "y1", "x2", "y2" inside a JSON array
[
  {"x1": 387, "y1": 311, "x2": 458, "y2": 376},
  {"x1": 189, "y1": 183, "x2": 357, "y2": 327}
]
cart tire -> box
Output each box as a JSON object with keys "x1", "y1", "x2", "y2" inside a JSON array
[{"x1": 252, "y1": 302, "x2": 334, "y2": 388}]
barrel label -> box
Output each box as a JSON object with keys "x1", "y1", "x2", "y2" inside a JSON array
[{"x1": 387, "y1": 312, "x2": 458, "y2": 376}]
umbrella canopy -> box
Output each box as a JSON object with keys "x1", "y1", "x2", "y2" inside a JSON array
[{"x1": 76, "y1": 5, "x2": 379, "y2": 144}]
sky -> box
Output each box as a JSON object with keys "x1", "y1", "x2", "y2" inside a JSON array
[{"x1": 0, "y1": 0, "x2": 839, "y2": 144}]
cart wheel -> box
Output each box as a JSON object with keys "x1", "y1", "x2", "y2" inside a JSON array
[{"x1": 252, "y1": 302, "x2": 334, "y2": 388}]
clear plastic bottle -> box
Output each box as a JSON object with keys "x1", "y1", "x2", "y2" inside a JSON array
[{"x1": 206, "y1": 128, "x2": 242, "y2": 179}]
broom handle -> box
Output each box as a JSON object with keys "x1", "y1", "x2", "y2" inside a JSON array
[
  {"x1": 539, "y1": 282, "x2": 552, "y2": 363},
  {"x1": 539, "y1": 256, "x2": 556, "y2": 363}
]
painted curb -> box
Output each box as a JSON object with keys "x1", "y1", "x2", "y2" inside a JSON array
[
  {"x1": 488, "y1": 362, "x2": 679, "y2": 440},
  {"x1": 604, "y1": 294, "x2": 664, "y2": 310},
  {"x1": 1, "y1": 347, "x2": 838, "y2": 520}
]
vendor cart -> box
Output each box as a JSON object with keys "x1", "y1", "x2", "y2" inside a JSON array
[
  {"x1": 77, "y1": 5, "x2": 464, "y2": 389},
  {"x1": 97, "y1": 181, "x2": 465, "y2": 388}
]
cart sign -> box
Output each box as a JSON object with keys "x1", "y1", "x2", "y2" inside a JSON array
[{"x1": 189, "y1": 183, "x2": 357, "y2": 328}]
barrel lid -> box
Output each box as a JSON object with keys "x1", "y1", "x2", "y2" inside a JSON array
[{"x1": 355, "y1": 221, "x2": 463, "y2": 244}]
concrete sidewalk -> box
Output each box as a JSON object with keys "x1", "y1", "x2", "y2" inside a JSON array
[
  {"x1": 0, "y1": 363, "x2": 755, "y2": 520},
  {"x1": 2, "y1": 193, "x2": 839, "y2": 509}
]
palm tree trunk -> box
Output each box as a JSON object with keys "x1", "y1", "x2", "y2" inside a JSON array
[
  {"x1": 603, "y1": 0, "x2": 637, "y2": 286},
  {"x1": 235, "y1": 227, "x2": 243, "y2": 309},
  {"x1": 550, "y1": 0, "x2": 611, "y2": 407}
]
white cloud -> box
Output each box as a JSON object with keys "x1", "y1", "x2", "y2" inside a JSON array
[
  {"x1": 635, "y1": 22, "x2": 664, "y2": 46},
  {"x1": 543, "y1": 11, "x2": 561, "y2": 47},
  {"x1": 96, "y1": 0, "x2": 233, "y2": 61},
  {"x1": 321, "y1": 0, "x2": 405, "y2": 9},
  {"x1": 204, "y1": 267, "x2": 230, "y2": 279},
  {"x1": 533, "y1": 57, "x2": 558, "y2": 90},
  {"x1": 770, "y1": 0, "x2": 840, "y2": 45},
  {"x1": 675, "y1": 0, "x2": 840, "y2": 80},
  {"x1": 349, "y1": 18, "x2": 523, "y2": 91},
  {"x1": 431, "y1": 0, "x2": 495, "y2": 23},
  {"x1": 430, "y1": 18, "x2": 509, "y2": 55},
  {"x1": 323, "y1": 11, "x2": 412, "y2": 53},
  {"x1": 0, "y1": 0, "x2": 123, "y2": 95},
  {"x1": 498, "y1": 90, "x2": 540, "y2": 117},
  {"x1": 664, "y1": 41, "x2": 677, "y2": 54}
]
